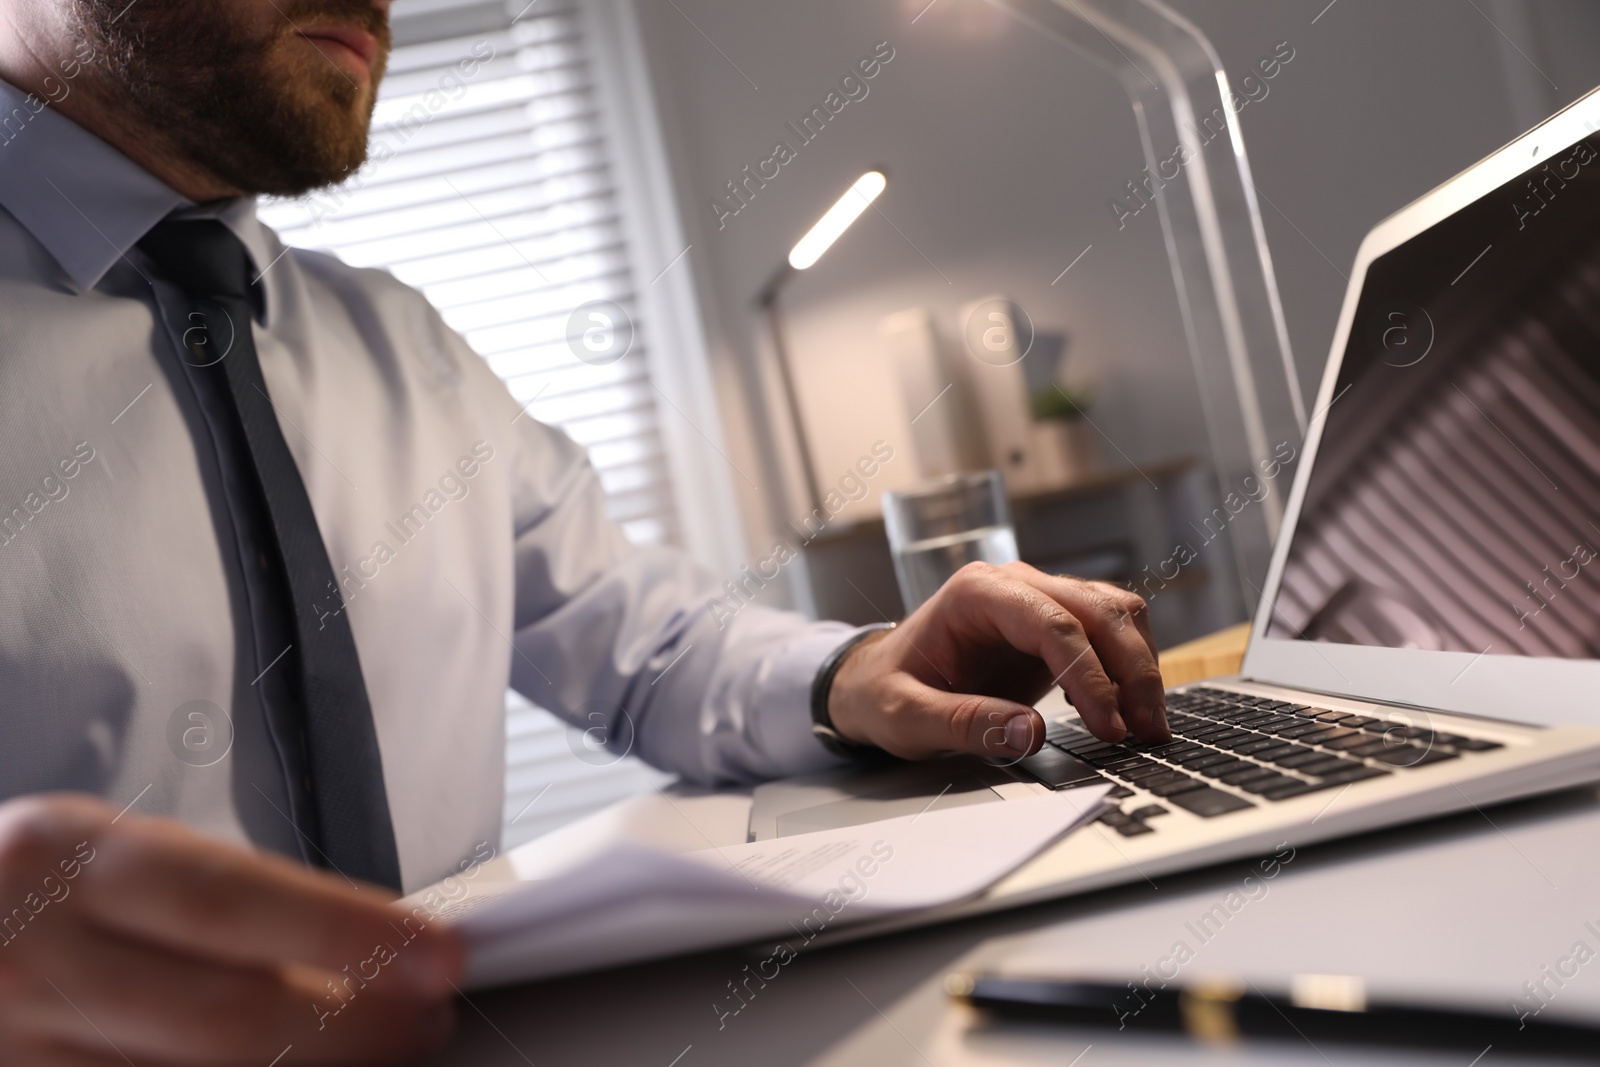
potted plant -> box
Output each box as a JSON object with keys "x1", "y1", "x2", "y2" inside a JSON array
[{"x1": 1027, "y1": 382, "x2": 1101, "y2": 488}]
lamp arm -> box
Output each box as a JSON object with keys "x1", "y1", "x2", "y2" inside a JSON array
[{"x1": 756, "y1": 271, "x2": 824, "y2": 516}]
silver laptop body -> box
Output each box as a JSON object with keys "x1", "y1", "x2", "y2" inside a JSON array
[{"x1": 748, "y1": 87, "x2": 1600, "y2": 922}]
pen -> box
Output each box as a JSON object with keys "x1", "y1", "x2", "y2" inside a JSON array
[{"x1": 946, "y1": 972, "x2": 1600, "y2": 1058}]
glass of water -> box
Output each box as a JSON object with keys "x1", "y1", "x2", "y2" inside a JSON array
[{"x1": 882, "y1": 470, "x2": 1020, "y2": 614}]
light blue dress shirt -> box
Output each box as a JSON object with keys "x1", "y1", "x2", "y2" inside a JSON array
[{"x1": 0, "y1": 81, "x2": 850, "y2": 891}]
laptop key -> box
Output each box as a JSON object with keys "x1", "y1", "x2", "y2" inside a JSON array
[
  {"x1": 1079, "y1": 749, "x2": 1140, "y2": 767},
  {"x1": 1121, "y1": 763, "x2": 1177, "y2": 782},
  {"x1": 1262, "y1": 765, "x2": 1390, "y2": 800},
  {"x1": 1115, "y1": 821, "x2": 1156, "y2": 836},
  {"x1": 1371, "y1": 746, "x2": 1459, "y2": 768},
  {"x1": 1322, "y1": 733, "x2": 1378, "y2": 751},
  {"x1": 1234, "y1": 736, "x2": 1284, "y2": 755},
  {"x1": 1167, "y1": 787, "x2": 1256, "y2": 817},
  {"x1": 1253, "y1": 744, "x2": 1302, "y2": 762},
  {"x1": 1238, "y1": 772, "x2": 1301, "y2": 794},
  {"x1": 1106, "y1": 785, "x2": 1135, "y2": 799},
  {"x1": 1257, "y1": 715, "x2": 1303, "y2": 731},
  {"x1": 1128, "y1": 805, "x2": 1169, "y2": 820},
  {"x1": 1298, "y1": 726, "x2": 1357, "y2": 745},
  {"x1": 1452, "y1": 738, "x2": 1504, "y2": 752},
  {"x1": 1321, "y1": 765, "x2": 1392, "y2": 785},
  {"x1": 1197, "y1": 759, "x2": 1252, "y2": 778},
  {"x1": 1098, "y1": 756, "x2": 1146, "y2": 772},
  {"x1": 1291, "y1": 766, "x2": 1392, "y2": 793},
  {"x1": 1139, "y1": 771, "x2": 1191, "y2": 789},
  {"x1": 1274, "y1": 749, "x2": 1332, "y2": 769},
  {"x1": 1186, "y1": 751, "x2": 1242, "y2": 770},
  {"x1": 1298, "y1": 755, "x2": 1361, "y2": 777},
  {"x1": 1147, "y1": 776, "x2": 1208, "y2": 797},
  {"x1": 1016, "y1": 748, "x2": 1103, "y2": 788}
]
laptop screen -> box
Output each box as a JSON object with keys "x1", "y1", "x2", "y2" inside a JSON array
[{"x1": 1265, "y1": 132, "x2": 1600, "y2": 659}]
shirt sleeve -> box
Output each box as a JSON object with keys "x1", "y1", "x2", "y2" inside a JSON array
[{"x1": 450, "y1": 323, "x2": 856, "y2": 785}]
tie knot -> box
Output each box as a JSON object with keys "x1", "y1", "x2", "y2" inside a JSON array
[{"x1": 138, "y1": 219, "x2": 256, "y2": 302}]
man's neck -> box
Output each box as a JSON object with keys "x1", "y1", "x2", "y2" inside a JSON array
[
  {"x1": 51, "y1": 87, "x2": 244, "y2": 202},
  {"x1": 0, "y1": 14, "x2": 242, "y2": 202}
]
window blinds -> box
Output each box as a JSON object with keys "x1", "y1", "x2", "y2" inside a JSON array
[
  {"x1": 259, "y1": 0, "x2": 676, "y2": 847},
  {"x1": 260, "y1": 0, "x2": 678, "y2": 546}
]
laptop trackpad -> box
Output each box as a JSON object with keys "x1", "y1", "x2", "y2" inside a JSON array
[{"x1": 772, "y1": 759, "x2": 1013, "y2": 837}]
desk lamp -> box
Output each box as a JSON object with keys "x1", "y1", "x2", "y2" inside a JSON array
[{"x1": 756, "y1": 170, "x2": 888, "y2": 514}]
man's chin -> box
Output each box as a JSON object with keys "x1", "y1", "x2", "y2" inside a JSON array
[
  {"x1": 195, "y1": 118, "x2": 372, "y2": 197},
  {"x1": 226, "y1": 71, "x2": 377, "y2": 194}
]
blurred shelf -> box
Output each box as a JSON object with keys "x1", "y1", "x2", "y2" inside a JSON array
[
  {"x1": 796, "y1": 456, "x2": 1239, "y2": 648},
  {"x1": 809, "y1": 457, "x2": 1198, "y2": 544}
]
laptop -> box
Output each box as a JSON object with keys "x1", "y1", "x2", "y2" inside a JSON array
[{"x1": 747, "y1": 88, "x2": 1600, "y2": 919}]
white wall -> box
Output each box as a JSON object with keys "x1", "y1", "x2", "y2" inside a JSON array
[{"x1": 628, "y1": 0, "x2": 1600, "y2": 601}]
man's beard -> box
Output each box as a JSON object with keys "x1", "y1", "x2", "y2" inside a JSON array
[{"x1": 72, "y1": 0, "x2": 390, "y2": 196}]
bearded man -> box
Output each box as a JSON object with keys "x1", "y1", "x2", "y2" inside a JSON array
[{"x1": 0, "y1": 1, "x2": 1165, "y2": 1060}]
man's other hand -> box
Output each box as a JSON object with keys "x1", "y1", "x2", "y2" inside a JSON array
[
  {"x1": 828, "y1": 561, "x2": 1168, "y2": 761},
  {"x1": 0, "y1": 794, "x2": 461, "y2": 1064}
]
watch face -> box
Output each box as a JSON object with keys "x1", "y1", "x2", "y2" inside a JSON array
[
  {"x1": 811, "y1": 722, "x2": 872, "y2": 757},
  {"x1": 811, "y1": 721, "x2": 847, "y2": 746}
]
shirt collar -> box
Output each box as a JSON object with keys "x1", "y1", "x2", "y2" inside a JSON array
[{"x1": 0, "y1": 79, "x2": 283, "y2": 323}]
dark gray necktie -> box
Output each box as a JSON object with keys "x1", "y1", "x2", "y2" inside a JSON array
[{"x1": 138, "y1": 219, "x2": 403, "y2": 891}]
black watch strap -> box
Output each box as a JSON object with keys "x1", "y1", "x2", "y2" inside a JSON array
[{"x1": 810, "y1": 623, "x2": 896, "y2": 758}]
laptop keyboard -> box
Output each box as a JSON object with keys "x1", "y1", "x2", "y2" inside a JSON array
[{"x1": 1019, "y1": 686, "x2": 1504, "y2": 835}]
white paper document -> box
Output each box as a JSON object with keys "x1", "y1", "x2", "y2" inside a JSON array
[{"x1": 420, "y1": 785, "x2": 1110, "y2": 988}]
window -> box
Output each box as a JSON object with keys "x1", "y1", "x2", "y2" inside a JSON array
[{"x1": 260, "y1": 0, "x2": 676, "y2": 848}]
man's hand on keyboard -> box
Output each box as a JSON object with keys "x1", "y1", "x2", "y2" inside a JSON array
[
  {"x1": 0, "y1": 794, "x2": 462, "y2": 1065},
  {"x1": 827, "y1": 561, "x2": 1169, "y2": 761}
]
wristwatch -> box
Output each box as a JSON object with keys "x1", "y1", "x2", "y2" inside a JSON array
[{"x1": 810, "y1": 622, "x2": 896, "y2": 758}]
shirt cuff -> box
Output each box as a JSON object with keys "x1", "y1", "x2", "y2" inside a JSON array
[{"x1": 754, "y1": 621, "x2": 869, "y2": 776}]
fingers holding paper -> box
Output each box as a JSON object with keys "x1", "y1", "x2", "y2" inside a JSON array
[
  {"x1": 0, "y1": 793, "x2": 462, "y2": 1065},
  {"x1": 827, "y1": 561, "x2": 1168, "y2": 761}
]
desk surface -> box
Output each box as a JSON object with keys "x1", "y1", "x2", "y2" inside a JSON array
[{"x1": 416, "y1": 784, "x2": 1600, "y2": 1067}]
